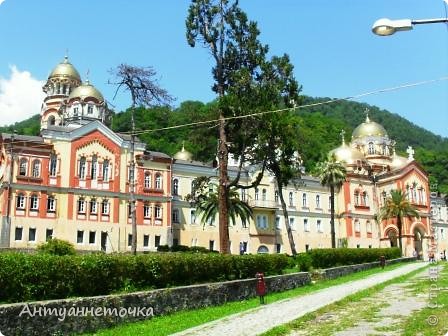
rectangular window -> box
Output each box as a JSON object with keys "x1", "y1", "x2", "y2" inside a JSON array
[
  {"x1": 289, "y1": 217, "x2": 295, "y2": 230},
  {"x1": 15, "y1": 227, "x2": 23, "y2": 241},
  {"x1": 316, "y1": 195, "x2": 321, "y2": 208},
  {"x1": 90, "y1": 200, "x2": 97, "y2": 214},
  {"x1": 30, "y1": 195, "x2": 39, "y2": 210},
  {"x1": 143, "y1": 234, "x2": 149, "y2": 247},
  {"x1": 304, "y1": 218, "x2": 309, "y2": 232},
  {"x1": 172, "y1": 209, "x2": 179, "y2": 223},
  {"x1": 190, "y1": 210, "x2": 196, "y2": 224},
  {"x1": 128, "y1": 234, "x2": 132, "y2": 247},
  {"x1": 305, "y1": 244, "x2": 310, "y2": 252},
  {"x1": 77, "y1": 230, "x2": 84, "y2": 244},
  {"x1": 209, "y1": 240, "x2": 215, "y2": 251},
  {"x1": 155, "y1": 235, "x2": 161, "y2": 247},
  {"x1": 46, "y1": 229, "x2": 53, "y2": 241},
  {"x1": 276, "y1": 243, "x2": 281, "y2": 253},
  {"x1": 144, "y1": 204, "x2": 151, "y2": 218},
  {"x1": 317, "y1": 220, "x2": 322, "y2": 233},
  {"x1": 28, "y1": 228, "x2": 36, "y2": 242},
  {"x1": 77, "y1": 199, "x2": 86, "y2": 213},
  {"x1": 101, "y1": 200, "x2": 110, "y2": 215},
  {"x1": 275, "y1": 216, "x2": 281, "y2": 229},
  {"x1": 89, "y1": 231, "x2": 96, "y2": 244}
]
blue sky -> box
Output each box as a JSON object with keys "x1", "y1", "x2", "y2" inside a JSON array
[{"x1": 0, "y1": 0, "x2": 447, "y2": 137}]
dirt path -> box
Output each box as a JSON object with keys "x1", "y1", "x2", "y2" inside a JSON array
[
  {"x1": 171, "y1": 262, "x2": 427, "y2": 336},
  {"x1": 288, "y1": 265, "x2": 438, "y2": 336}
]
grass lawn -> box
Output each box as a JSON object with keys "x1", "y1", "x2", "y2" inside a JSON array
[{"x1": 83, "y1": 262, "x2": 415, "y2": 336}]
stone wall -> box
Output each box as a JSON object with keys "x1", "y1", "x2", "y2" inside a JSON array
[
  {"x1": 317, "y1": 257, "x2": 416, "y2": 280},
  {"x1": 0, "y1": 272, "x2": 311, "y2": 336}
]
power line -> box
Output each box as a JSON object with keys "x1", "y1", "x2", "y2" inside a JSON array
[{"x1": 129, "y1": 76, "x2": 448, "y2": 136}]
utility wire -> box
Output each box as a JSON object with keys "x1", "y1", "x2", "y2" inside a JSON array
[{"x1": 129, "y1": 76, "x2": 448, "y2": 136}]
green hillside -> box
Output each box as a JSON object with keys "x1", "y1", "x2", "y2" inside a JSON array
[{"x1": 2, "y1": 97, "x2": 447, "y2": 192}]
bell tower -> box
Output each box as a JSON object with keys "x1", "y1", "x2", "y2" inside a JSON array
[{"x1": 41, "y1": 56, "x2": 81, "y2": 130}]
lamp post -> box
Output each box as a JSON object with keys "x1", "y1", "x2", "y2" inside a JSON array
[{"x1": 372, "y1": 17, "x2": 448, "y2": 36}]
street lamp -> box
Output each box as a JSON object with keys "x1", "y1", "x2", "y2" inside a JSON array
[{"x1": 372, "y1": 17, "x2": 448, "y2": 36}]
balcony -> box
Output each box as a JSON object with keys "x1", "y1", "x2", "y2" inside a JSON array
[{"x1": 248, "y1": 199, "x2": 278, "y2": 209}]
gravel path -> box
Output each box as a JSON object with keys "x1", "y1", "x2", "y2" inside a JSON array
[{"x1": 171, "y1": 262, "x2": 427, "y2": 336}]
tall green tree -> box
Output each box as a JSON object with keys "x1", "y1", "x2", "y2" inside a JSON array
[
  {"x1": 316, "y1": 155, "x2": 347, "y2": 248},
  {"x1": 186, "y1": 0, "x2": 273, "y2": 253},
  {"x1": 378, "y1": 189, "x2": 420, "y2": 256}
]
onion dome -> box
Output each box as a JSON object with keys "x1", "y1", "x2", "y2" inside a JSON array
[
  {"x1": 68, "y1": 80, "x2": 104, "y2": 102},
  {"x1": 352, "y1": 114, "x2": 387, "y2": 140},
  {"x1": 174, "y1": 143, "x2": 193, "y2": 161},
  {"x1": 48, "y1": 56, "x2": 81, "y2": 82},
  {"x1": 330, "y1": 130, "x2": 364, "y2": 164}
]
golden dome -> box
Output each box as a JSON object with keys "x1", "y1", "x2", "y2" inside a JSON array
[
  {"x1": 174, "y1": 144, "x2": 193, "y2": 161},
  {"x1": 352, "y1": 115, "x2": 387, "y2": 139},
  {"x1": 49, "y1": 56, "x2": 81, "y2": 81},
  {"x1": 330, "y1": 143, "x2": 364, "y2": 164},
  {"x1": 68, "y1": 80, "x2": 104, "y2": 102}
]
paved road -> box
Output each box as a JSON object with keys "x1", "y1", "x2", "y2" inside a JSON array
[{"x1": 171, "y1": 262, "x2": 427, "y2": 336}]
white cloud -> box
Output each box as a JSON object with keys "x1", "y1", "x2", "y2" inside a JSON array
[
  {"x1": 0, "y1": 0, "x2": 5, "y2": 6},
  {"x1": 0, "y1": 66, "x2": 45, "y2": 126}
]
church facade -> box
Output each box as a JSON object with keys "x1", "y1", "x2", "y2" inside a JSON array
[
  {"x1": 0, "y1": 57, "x2": 435, "y2": 256},
  {"x1": 330, "y1": 115, "x2": 432, "y2": 257}
]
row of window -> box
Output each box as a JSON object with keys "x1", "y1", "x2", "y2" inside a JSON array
[
  {"x1": 78, "y1": 156, "x2": 111, "y2": 181},
  {"x1": 16, "y1": 194, "x2": 56, "y2": 212},
  {"x1": 353, "y1": 219, "x2": 373, "y2": 233},
  {"x1": 254, "y1": 189, "x2": 328, "y2": 209},
  {"x1": 18, "y1": 154, "x2": 58, "y2": 178},
  {"x1": 14, "y1": 227, "x2": 53, "y2": 242}
]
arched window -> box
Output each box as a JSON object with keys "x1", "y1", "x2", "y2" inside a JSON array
[
  {"x1": 47, "y1": 196, "x2": 56, "y2": 212},
  {"x1": 19, "y1": 158, "x2": 28, "y2": 176},
  {"x1": 368, "y1": 142, "x2": 374, "y2": 155},
  {"x1": 143, "y1": 202, "x2": 151, "y2": 218},
  {"x1": 32, "y1": 160, "x2": 41, "y2": 178},
  {"x1": 30, "y1": 194, "x2": 39, "y2": 210},
  {"x1": 316, "y1": 195, "x2": 321, "y2": 208},
  {"x1": 101, "y1": 199, "x2": 110, "y2": 215},
  {"x1": 289, "y1": 192, "x2": 294, "y2": 206},
  {"x1": 77, "y1": 198, "x2": 86, "y2": 214},
  {"x1": 172, "y1": 178, "x2": 178, "y2": 195},
  {"x1": 362, "y1": 192, "x2": 369, "y2": 206},
  {"x1": 262, "y1": 189, "x2": 267, "y2": 201},
  {"x1": 366, "y1": 220, "x2": 372, "y2": 233},
  {"x1": 87, "y1": 104, "x2": 94, "y2": 114},
  {"x1": 382, "y1": 191, "x2": 387, "y2": 205},
  {"x1": 354, "y1": 219, "x2": 361, "y2": 232},
  {"x1": 255, "y1": 188, "x2": 259, "y2": 201},
  {"x1": 302, "y1": 193, "x2": 307, "y2": 207},
  {"x1": 154, "y1": 204, "x2": 162, "y2": 219},
  {"x1": 49, "y1": 154, "x2": 57, "y2": 176},
  {"x1": 16, "y1": 193, "x2": 26, "y2": 209},
  {"x1": 91, "y1": 155, "x2": 98, "y2": 179},
  {"x1": 354, "y1": 191, "x2": 360, "y2": 206},
  {"x1": 155, "y1": 174, "x2": 162, "y2": 189},
  {"x1": 241, "y1": 189, "x2": 246, "y2": 201},
  {"x1": 102, "y1": 160, "x2": 110, "y2": 182},
  {"x1": 78, "y1": 157, "x2": 86, "y2": 179},
  {"x1": 90, "y1": 199, "x2": 97, "y2": 214},
  {"x1": 274, "y1": 191, "x2": 279, "y2": 203},
  {"x1": 257, "y1": 245, "x2": 269, "y2": 254},
  {"x1": 48, "y1": 115, "x2": 56, "y2": 126}
]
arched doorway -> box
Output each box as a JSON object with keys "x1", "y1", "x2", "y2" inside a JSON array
[
  {"x1": 387, "y1": 230, "x2": 398, "y2": 248},
  {"x1": 413, "y1": 228, "x2": 424, "y2": 259}
]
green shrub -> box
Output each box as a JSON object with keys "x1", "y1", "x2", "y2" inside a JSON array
[
  {"x1": 0, "y1": 251, "x2": 290, "y2": 303},
  {"x1": 308, "y1": 248, "x2": 401, "y2": 269},
  {"x1": 37, "y1": 238, "x2": 76, "y2": 256},
  {"x1": 294, "y1": 253, "x2": 313, "y2": 272},
  {"x1": 156, "y1": 245, "x2": 170, "y2": 252}
]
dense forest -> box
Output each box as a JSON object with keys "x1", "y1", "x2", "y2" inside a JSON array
[{"x1": 2, "y1": 97, "x2": 447, "y2": 192}]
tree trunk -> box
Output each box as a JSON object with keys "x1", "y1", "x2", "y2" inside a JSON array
[
  {"x1": 397, "y1": 216, "x2": 403, "y2": 256},
  {"x1": 277, "y1": 180, "x2": 297, "y2": 256},
  {"x1": 218, "y1": 112, "x2": 230, "y2": 254},
  {"x1": 130, "y1": 107, "x2": 137, "y2": 255},
  {"x1": 330, "y1": 185, "x2": 336, "y2": 248}
]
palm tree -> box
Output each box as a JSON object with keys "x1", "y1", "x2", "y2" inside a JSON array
[
  {"x1": 316, "y1": 155, "x2": 347, "y2": 248},
  {"x1": 196, "y1": 185, "x2": 253, "y2": 229},
  {"x1": 378, "y1": 189, "x2": 420, "y2": 256}
]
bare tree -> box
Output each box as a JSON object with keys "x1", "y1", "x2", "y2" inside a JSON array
[{"x1": 110, "y1": 64, "x2": 173, "y2": 255}]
